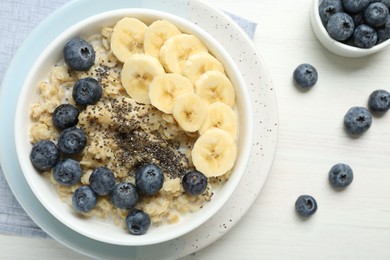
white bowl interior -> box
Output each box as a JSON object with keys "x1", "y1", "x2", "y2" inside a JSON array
[
  {"x1": 311, "y1": 0, "x2": 390, "y2": 57},
  {"x1": 15, "y1": 9, "x2": 253, "y2": 246}
]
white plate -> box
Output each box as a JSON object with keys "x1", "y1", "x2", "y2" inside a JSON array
[{"x1": 0, "y1": 0, "x2": 278, "y2": 258}]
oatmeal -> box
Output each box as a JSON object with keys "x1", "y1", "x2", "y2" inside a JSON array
[{"x1": 29, "y1": 17, "x2": 238, "y2": 233}]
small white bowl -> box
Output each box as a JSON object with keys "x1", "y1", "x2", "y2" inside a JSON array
[
  {"x1": 311, "y1": 0, "x2": 390, "y2": 57},
  {"x1": 14, "y1": 9, "x2": 252, "y2": 246}
]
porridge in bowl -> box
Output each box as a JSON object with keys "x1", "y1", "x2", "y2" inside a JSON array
[{"x1": 28, "y1": 15, "x2": 240, "y2": 235}]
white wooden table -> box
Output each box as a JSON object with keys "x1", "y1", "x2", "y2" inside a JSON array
[{"x1": 2, "y1": 0, "x2": 390, "y2": 259}]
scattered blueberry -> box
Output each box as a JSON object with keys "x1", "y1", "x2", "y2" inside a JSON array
[
  {"x1": 364, "y1": 2, "x2": 389, "y2": 27},
  {"x1": 341, "y1": 0, "x2": 370, "y2": 13},
  {"x1": 30, "y1": 140, "x2": 60, "y2": 171},
  {"x1": 293, "y1": 63, "x2": 318, "y2": 89},
  {"x1": 72, "y1": 77, "x2": 102, "y2": 106},
  {"x1": 295, "y1": 195, "x2": 318, "y2": 217},
  {"x1": 110, "y1": 182, "x2": 139, "y2": 209},
  {"x1": 89, "y1": 166, "x2": 116, "y2": 196},
  {"x1": 63, "y1": 38, "x2": 95, "y2": 71},
  {"x1": 52, "y1": 104, "x2": 79, "y2": 130},
  {"x1": 72, "y1": 185, "x2": 98, "y2": 213},
  {"x1": 329, "y1": 163, "x2": 354, "y2": 188},
  {"x1": 319, "y1": 0, "x2": 344, "y2": 25},
  {"x1": 53, "y1": 158, "x2": 82, "y2": 186},
  {"x1": 182, "y1": 170, "x2": 208, "y2": 196},
  {"x1": 58, "y1": 126, "x2": 87, "y2": 155},
  {"x1": 327, "y1": 12, "x2": 355, "y2": 41},
  {"x1": 368, "y1": 89, "x2": 390, "y2": 112},
  {"x1": 353, "y1": 24, "x2": 378, "y2": 48},
  {"x1": 344, "y1": 106, "x2": 372, "y2": 135},
  {"x1": 135, "y1": 164, "x2": 164, "y2": 195},
  {"x1": 125, "y1": 209, "x2": 151, "y2": 235}
]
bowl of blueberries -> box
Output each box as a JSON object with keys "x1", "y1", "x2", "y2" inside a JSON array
[{"x1": 311, "y1": 0, "x2": 390, "y2": 57}]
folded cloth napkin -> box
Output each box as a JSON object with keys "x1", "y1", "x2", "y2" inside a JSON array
[{"x1": 0, "y1": 0, "x2": 256, "y2": 239}]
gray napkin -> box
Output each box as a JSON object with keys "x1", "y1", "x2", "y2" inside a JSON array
[{"x1": 0, "y1": 0, "x2": 256, "y2": 238}]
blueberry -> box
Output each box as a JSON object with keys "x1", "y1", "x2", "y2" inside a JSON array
[
  {"x1": 293, "y1": 63, "x2": 318, "y2": 89},
  {"x1": 72, "y1": 77, "x2": 102, "y2": 106},
  {"x1": 53, "y1": 158, "x2": 82, "y2": 186},
  {"x1": 352, "y1": 12, "x2": 366, "y2": 26},
  {"x1": 326, "y1": 12, "x2": 355, "y2": 41},
  {"x1": 379, "y1": 0, "x2": 390, "y2": 8},
  {"x1": 329, "y1": 163, "x2": 354, "y2": 188},
  {"x1": 52, "y1": 104, "x2": 79, "y2": 130},
  {"x1": 72, "y1": 185, "x2": 98, "y2": 213},
  {"x1": 353, "y1": 24, "x2": 378, "y2": 48},
  {"x1": 341, "y1": 0, "x2": 370, "y2": 13},
  {"x1": 365, "y1": 2, "x2": 389, "y2": 27},
  {"x1": 377, "y1": 15, "x2": 390, "y2": 43},
  {"x1": 182, "y1": 170, "x2": 208, "y2": 196},
  {"x1": 319, "y1": 0, "x2": 344, "y2": 25},
  {"x1": 63, "y1": 38, "x2": 95, "y2": 71},
  {"x1": 89, "y1": 166, "x2": 116, "y2": 196},
  {"x1": 30, "y1": 140, "x2": 60, "y2": 171},
  {"x1": 295, "y1": 195, "x2": 318, "y2": 217},
  {"x1": 125, "y1": 209, "x2": 151, "y2": 235},
  {"x1": 344, "y1": 106, "x2": 372, "y2": 135},
  {"x1": 135, "y1": 164, "x2": 164, "y2": 195},
  {"x1": 110, "y1": 182, "x2": 139, "y2": 209},
  {"x1": 368, "y1": 89, "x2": 390, "y2": 112},
  {"x1": 58, "y1": 126, "x2": 87, "y2": 155}
]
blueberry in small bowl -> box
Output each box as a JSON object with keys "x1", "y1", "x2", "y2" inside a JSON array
[
  {"x1": 311, "y1": 0, "x2": 390, "y2": 57},
  {"x1": 326, "y1": 12, "x2": 355, "y2": 41}
]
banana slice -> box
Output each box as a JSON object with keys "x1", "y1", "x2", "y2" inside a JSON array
[
  {"x1": 191, "y1": 128, "x2": 237, "y2": 177},
  {"x1": 159, "y1": 34, "x2": 208, "y2": 74},
  {"x1": 182, "y1": 52, "x2": 225, "y2": 84},
  {"x1": 111, "y1": 17, "x2": 148, "y2": 63},
  {"x1": 199, "y1": 102, "x2": 238, "y2": 139},
  {"x1": 149, "y1": 73, "x2": 194, "y2": 114},
  {"x1": 195, "y1": 70, "x2": 235, "y2": 107},
  {"x1": 144, "y1": 20, "x2": 182, "y2": 58},
  {"x1": 172, "y1": 92, "x2": 207, "y2": 132},
  {"x1": 121, "y1": 54, "x2": 165, "y2": 104}
]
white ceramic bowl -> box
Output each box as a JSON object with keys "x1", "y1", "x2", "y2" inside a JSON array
[
  {"x1": 311, "y1": 0, "x2": 390, "y2": 57},
  {"x1": 14, "y1": 9, "x2": 252, "y2": 246}
]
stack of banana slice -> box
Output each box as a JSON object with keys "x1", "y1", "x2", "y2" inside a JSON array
[{"x1": 110, "y1": 17, "x2": 239, "y2": 178}]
